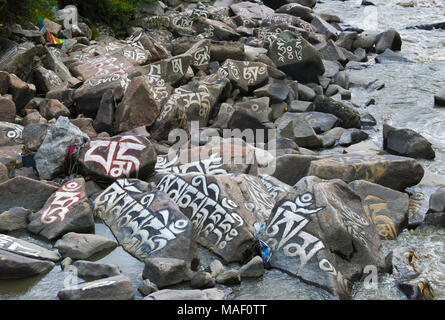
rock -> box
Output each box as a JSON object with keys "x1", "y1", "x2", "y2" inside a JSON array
[
  {"x1": 302, "y1": 111, "x2": 340, "y2": 133},
  {"x1": 215, "y1": 269, "x2": 241, "y2": 285},
  {"x1": 142, "y1": 257, "x2": 192, "y2": 289},
  {"x1": 0, "y1": 97, "x2": 16, "y2": 123},
  {"x1": 276, "y1": 4, "x2": 314, "y2": 21},
  {"x1": 33, "y1": 67, "x2": 63, "y2": 94},
  {"x1": 375, "y1": 49, "x2": 414, "y2": 64},
  {"x1": 0, "y1": 176, "x2": 58, "y2": 212},
  {"x1": 61, "y1": 257, "x2": 72, "y2": 271},
  {"x1": 239, "y1": 256, "x2": 265, "y2": 278},
  {"x1": 70, "y1": 118, "x2": 97, "y2": 139},
  {"x1": 276, "y1": 113, "x2": 323, "y2": 148},
  {"x1": 230, "y1": 2, "x2": 274, "y2": 20},
  {"x1": 434, "y1": 87, "x2": 445, "y2": 107},
  {"x1": 78, "y1": 135, "x2": 156, "y2": 183},
  {"x1": 398, "y1": 277, "x2": 435, "y2": 300},
  {"x1": 34, "y1": 116, "x2": 89, "y2": 180},
  {"x1": 22, "y1": 112, "x2": 47, "y2": 126},
  {"x1": 138, "y1": 279, "x2": 159, "y2": 296},
  {"x1": 8, "y1": 74, "x2": 35, "y2": 111},
  {"x1": 263, "y1": 177, "x2": 385, "y2": 299},
  {"x1": 429, "y1": 187, "x2": 445, "y2": 213},
  {"x1": 154, "y1": 173, "x2": 264, "y2": 263},
  {"x1": 273, "y1": 154, "x2": 320, "y2": 185},
  {"x1": 210, "y1": 259, "x2": 225, "y2": 278},
  {"x1": 218, "y1": 59, "x2": 269, "y2": 93},
  {"x1": 58, "y1": 275, "x2": 134, "y2": 300},
  {"x1": 254, "y1": 83, "x2": 290, "y2": 102},
  {"x1": 0, "y1": 41, "x2": 39, "y2": 80},
  {"x1": 22, "y1": 123, "x2": 49, "y2": 152},
  {"x1": 114, "y1": 76, "x2": 161, "y2": 133},
  {"x1": 0, "y1": 233, "x2": 60, "y2": 261},
  {"x1": 0, "y1": 162, "x2": 7, "y2": 183},
  {"x1": 383, "y1": 124, "x2": 435, "y2": 160},
  {"x1": 71, "y1": 260, "x2": 121, "y2": 279},
  {"x1": 38, "y1": 99, "x2": 71, "y2": 120},
  {"x1": 313, "y1": 95, "x2": 361, "y2": 128},
  {"x1": 349, "y1": 180, "x2": 409, "y2": 240},
  {"x1": 28, "y1": 178, "x2": 95, "y2": 240},
  {"x1": 0, "y1": 121, "x2": 23, "y2": 147},
  {"x1": 268, "y1": 31, "x2": 324, "y2": 83},
  {"x1": 0, "y1": 207, "x2": 30, "y2": 232},
  {"x1": 375, "y1": 29, "x2": 402, "y2": 54},
  {"x1": 94, "y1": 179, "x2": 196, "y2": 262},
  {"x1": 190, "y1": 271, "x2": 215, "y2": 289},
  {"x1": 93, "y1": 89, "x2": 115, "y2": 135},
  {"x1": 43, "y1": 18, "x2": 62, "y2": 35},
  {"x1": 408, "y1": 192, "x2": 429, "y2": 228},
  {"x1": 0, "y1": 144, "x2": 21, "y2": 173},
  {"x1": 288, "y1": 100, "x2": 314, "y2": 113},
  {"x1": 144, "y1": 288, "x2": 226, "y2": 300},
  {"x1": 55, "y1": 232, "x2": 117, "y2": 260},
  {"x1": 0, "y1": 249, "x2": 55, "y2": 279},
  {"x1": 311, "y1": 16, "x2": 339, "y2": 41},
  {"x1": 0, "y1": 71, "x2": 10, "y2": 94},
  {"x1": 297, "y1": 84, "x2": 316, "y2": 101},
  {"x1": 308, "y1": 153, "x2": 424, "y2": 191},
  {"x1": 338, "y1": 129, "x2": 369, "y2": 146}
]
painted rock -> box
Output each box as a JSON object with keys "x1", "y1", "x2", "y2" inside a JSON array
[
  {"x1": 407, "y1": 191, "x2": 429, "y2": 227},
  {"x1": 54, "y1": 232, "x2": 117, "y2": 260},
  {"x1": 0, "y1": 248, "x2": 55, "y2": 279},
  {"x1": 0, "y1": 41, "x2": 39, "y2": 81},
  {"x1": 78, "y1": 135, "x2": 157, "y2": 183},
  {"x1": 153, "y1": 173, "x2": 262, "y2": 263},
  {"x1": 217, "y1": 59, "x2": 269, "y2": 93},
  {"x1": 58, "y1": 275, "x2": 134, "y2": 300},
  {"x1": 94, "y1": 179, "x2": 196, "y2": 263},
  {"x1": 185, "y1": 39, "x2": 211, "y2": 71},
  {"x1": 0, "y1": 176, "x2": 58, "y2": 212},
  {"x1": 0, "y1": 233, "x2": 60, "y2": 262},
  {"x1": 0, "y1": 121, "x2": 23, "y2": 146},
  {"x1": 308, "y1": 153, "x2": 424, "y2": 191},
  {"x1": 28, "y1": 178, "x2": 94, "y2": 240},
  {"x1": 261, "y1": 176, "x2": 385, "y2": 299},
  {"x1": 349, "y1": 180, "x2": 409, "y2": 240},
  {"x1": 268, "y1": 31, "x2": 324, "y2": 82}
]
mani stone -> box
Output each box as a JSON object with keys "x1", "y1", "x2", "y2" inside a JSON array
[
  {"x1": 93, "y1": 179, "x2": 196, "y2": 263},
  {"x1": 27, "y1": 178, "x2": 95, "y2": 241},
  {"x1": 71, "y1": 260, "x2": 121, "y2": 280},
  {"x1": 349, "y1": 180, "x2": 409, "y2": 240},
  {"x1": 0, "y1": 121, "x2": 24, "y2": 147},
  {"x1": 0, "y1": 207, "x2": 31, "y2": 232},
  {"x1": 0, "y1": 233, "x2": 60, "y2": 262},
  {"x1": 58, "y1": 275, "x2": 134, "y2": 300},
  {"x1": 144, "y1": 288, "x2": 227, "y2": 300},
  {"x1": 34, "y1": 116, "x2": 89, "y2": 180},
  {"x1": 307, "y1": 153, "x2": 424, "y2": 191},
  {"x1": 0, "y1": 249, "x2": 55, "y2": 279},
  {"x1": 142, "y1": 257, "x2": 192, "y2": 289},
  {"x1": 0, "y1": 176, "x2": 58, "y2": 212},
  {"x1": 78, "y1": 136, "x2": 157, "y2": 183},
  {"x1": 55, "y1": 232, "x2": 117, "y2": 260}
]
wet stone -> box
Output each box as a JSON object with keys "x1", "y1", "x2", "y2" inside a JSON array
[{"x1": 55, "y1": 232, "x2": 117, "y2": 260}]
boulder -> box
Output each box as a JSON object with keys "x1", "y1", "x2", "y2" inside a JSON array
[
  {"x1": 308, "y1": 153, "x2": 424, "y2": 191},
  {"x1": 272, "y1": 154, "x2": 320, "y2": 186},
  {"x1": 0, "y1": 41, "x2": 39, "y2": 80},
  {"x1": 8, "y1": 74, "x2": 36, "y2": 111},
  {"x1": 55, "y1": 232, "x2": 117, "y2": 260},
  {"x1": 22, "y1": 123, "x2": 49, "y2": 152},
  {"x1": 114, "y1": 76, "x2": 161, "y2": 133},
  {"x1": 0, "y1": 207, "x2": 30, "y2": 232},
  {"x1": 0, "y1": 249, "x2": 55, "y2": 279},
  {"x1": 268, "y1": 31, "x2": 324, "y2": 82},
  {"x1": 190, "y1": 271, "x2": 215, "y2": 289},
  {"x1": 276, "y1": 113, "x2": 323, "y2": 148},
  {"x1": 239, "y1": 256, "x2": 265, "y2": 278},
  {"x1": 142, "y1": 257, "x2": 192, "y2": 288},
  {"x1": 276, "y1": 4, "x2": 314, "y2": 21},
  {"x1": 0, "y1": 97, "x2": 16, "y2": 123},
  {"x1": 38, "y1": 99, "x2": 71, "y2": 120},
  {"x1": 0, "y1": 233, "x2": 60, "y2": 261},
  {"x1": 71, "y1": 260, "x2": 121, "y2": 279},
  {"x1": 93, "y1": 89, "x2": 115, "y2": 135},
  {"x1": 0, "y1": 121, "x2": 23, "y2": 147},
  {"x1": 313, "y1": 95, "x2": 361, "y2": 128},
  {"x1": 375, "y1": 29, "x2": 402, "y2": 54},
  {"x1": 70, "y1": 118, "x2": 97, "y2": 139},
  {"x1": 0, "y1": 176, "x2": 58, "y2": 212},
  {"x1": 138, "y1": 279, "x2": 159, "y2": 296},
  {"x1": 94, "y1": 179, "x2": 196, "y2": 263},
  {"x1": 78, "y1": 135, "x2": 156, "y2": 183},
  {"x1": 434, "y1": 87, "x2": 445, "y2": 107},
  {"x1": 28, "y1": 178, "x2": 95, "y2": 240},
  {"x1": 33, "y1": 66, "x2": 63, "y2": 94},
  {"x1": 262, "y1": 176, "x2": 385, "y2": 299},
  {"x1": 383, "y1": 124, "x2": 435, "y2": 160},
  {"x1": 58, "y1": 275, "x2": 134, "y2": 300},
  {"x1": 215, "y1": 269, "x2": 242, "y2": 286},
  {"x1": 218, "y1": 59, "x2": 269, "y2": 93},
  {"x1": 301, "y1": 112, "x2": 340, "y2": 133},
  {"x1": 338, "y1": 129, "x2": 369, "y2": 146},
  {"x1": 429, "y1": 187, "x2": 445, "y2": 213},
  {"x1": 34, "y1": 116, "x2": 89, "y2": 180},
  {"x1": 349, "y1": 180, "x2": 409, "y2": 239},
  {"x1": 154, "y1": 173, "x2": 260, "y2": 263}
]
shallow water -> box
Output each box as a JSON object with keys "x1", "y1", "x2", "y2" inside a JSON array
[{"x1": 1, "y1": 0, "x2": 444, "y2": 301}]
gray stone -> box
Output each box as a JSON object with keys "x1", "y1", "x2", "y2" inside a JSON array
[
  {"x1": 138, "y1": 279, "x2": 158, "y2": 296},
  {"x1": 239, "y1": 256, "x2": 264, "y2": 278},
  {"x1": 190, "y1": 271, "x2": 215, "y2": 289},
  {"x1": 0, "y1": 233, "x2": 60, "y2": 261},
  {"x1": 215, "y1": 269, "x2": 241, "y2": 286},
  {"x1": 0, "y1": 207, "x2": 30, "y2": 232},
  {"x1": 209, "y1": 259, "x2": 225, "y2": 278},
  {"x1": 142, "y1": 257, "x2": 192, "y2": 289},
  {"x1": 72, "y1": 260, "x2": 121, "y2": 279},
  {"x1": 0, "y1": 248, "x2": 55, "y2": 279},
  {"x1": 55, "y1": 232, "x2": 117, "y2": 260}
]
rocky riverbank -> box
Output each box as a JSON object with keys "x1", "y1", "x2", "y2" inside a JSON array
[{"x1": 0, "y1": 0, "x2": 443, "y2": 300}]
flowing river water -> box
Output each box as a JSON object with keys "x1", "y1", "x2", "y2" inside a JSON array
[{"x1": 0, "y1": 0, "x2": 444, "y2": 300}]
